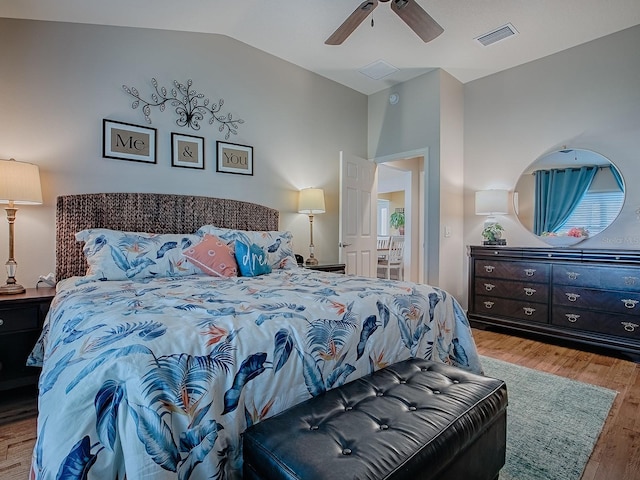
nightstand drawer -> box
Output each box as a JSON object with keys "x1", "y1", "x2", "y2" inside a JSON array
[{"x1": 0, "y1": 306, "x2": 39, "y2": 334}]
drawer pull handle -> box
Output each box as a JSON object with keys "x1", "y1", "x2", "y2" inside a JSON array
[
  {"x1": 623, "y1": 276, "x2": 638, "y2": 286},
  {"x1": 484, "y1": 265, "x2": 495, "y2": 273},
  {"x1": 567, "y1": 272, "x2": 580, "y2": 280},
  {"x1": 524, "y1": 288, "x2": 536, "y2": 296},
  {"x1": 622, "y1": 322, "x2": 638, "y2": 332},
  {"x1": 523, "y1": 307, "x2": 535, "y2": 316},
  {"x1": 484, "y1": 283, "x2": 495, "y2": 291},
  {"x1": 621, "y1": 299, "x2": 639, "y2": 309},
  {"x1": 565, "y1": 293, "x2": 581, "y2": 302},
  {"x1": 524, "y1": 269, "x2": 536, "y2": 277},
  {"x1": 566, "y1": 314, "x2": 580, "y2": 323},
  {"x1": 483, "y1": 301, "x2": 494, "y2": 309}
]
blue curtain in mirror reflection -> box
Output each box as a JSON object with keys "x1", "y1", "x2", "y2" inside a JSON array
[
  {"x1": 609, "y1": 164, "x2": 624, "y2": 191},
  {"x1": 533, "y1": 166, "x2": 597, "y2": 235}
]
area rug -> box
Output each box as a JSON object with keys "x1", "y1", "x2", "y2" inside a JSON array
[{"x1": 480, "y1": 355, "x2": 617, "y2": 480}]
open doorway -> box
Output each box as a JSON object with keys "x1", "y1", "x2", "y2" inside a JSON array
[
  {"x1": 338, "y1": 149, "x2": 429, "y2": 282},
  {"x1": 377, "y1": 164, "x2": 410, "y2": 280},
  {"x1": 376, "y1": 156, "x2": 423, "y2": 282}
]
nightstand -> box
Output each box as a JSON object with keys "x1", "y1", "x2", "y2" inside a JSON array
[
  {"x1": 303, "y1": 263, "x2": 346, "y2": 274},
  {"x1": 0, "y1": 287, "x2": 55, "y2": 391}
]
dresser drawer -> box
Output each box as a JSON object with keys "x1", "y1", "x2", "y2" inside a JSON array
[
  {"x1": 553, "y1": 264, "x2": 640, "y2": 292},
  {"x1": 553, "y1": 287, "x2": 640, "y2": 316},
  {"x1": 473, "y1": 297, "x2": 548, "y2": 323},
  {"x1": 552, "y1": 306, "x2": 640, "y2": 341},
  {"x1": 475, "y1": 278, "x2": 548, "y2": 303},
  {"x1": 475, "y1": 259, "x2": 549, "y2": 282},
  {"x1": 0, "y1": 306, "x2": 39, "y2": 334}
]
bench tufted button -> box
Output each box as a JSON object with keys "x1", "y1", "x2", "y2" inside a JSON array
[
  {"x1": 342, "y1": 448, "x2": 352, "y2": 455},
  {"x1": 452, "y1": 379, "x2": 460, "y2": 384},
  {"x1": 399, "y1": 379, "x2": 407, "y2": 384},
  {"x1": 345, "y1": 406, "x2": 353, "y2": 411},
  {"x1": 409, "y1": 406, "x2": 417, "y2": 411},
  {"x1": 376, "y1": 391, "x2": 384, "y2": 397},
  {"x1": 380, "y1": 424, "x2": 389, "y2": 430},
  {"x1": 310, "y1": 425, "x2": 319, "y2": 430},
  {"x1": 433, "y1": 390, "x2": 440, "y2": 394}
]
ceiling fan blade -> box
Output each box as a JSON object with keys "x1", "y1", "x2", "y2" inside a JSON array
[
  {"x1": 390, "y1": 0, "x2": 443, "y2": 43},
  {"x1": 325, "y1": 0, "x2": 379, "y2": 45}
]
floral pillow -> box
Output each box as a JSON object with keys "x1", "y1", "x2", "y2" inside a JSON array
[
  {"x1": 76, "y1": 228, "x2": 202, "y2": 281},
  {"x1": 196, "y1": 226, "x2": 298, "y2": 270},
  {"x1": 234, "y1": 240, "x2": 272, "y2": 277},
  {"x1": 182, "y1": 234, "x2": 238, "y2": 278}
]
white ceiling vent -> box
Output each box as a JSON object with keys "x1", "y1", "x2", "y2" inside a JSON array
[
  {"x1": 358, "y1": 60, "x2": 399, "y2": 80},
  {"x1": 475, "y1": 23, "x2": 518, "y2": 47}
]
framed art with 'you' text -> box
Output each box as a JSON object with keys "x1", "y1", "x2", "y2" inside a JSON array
[{"x1": 216, "y1": 141, "x2": 253, "y2": 176}]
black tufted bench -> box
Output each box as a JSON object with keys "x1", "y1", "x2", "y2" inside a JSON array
[{"x1": 242, "y1": 358, "x2": 508, "y2": 480}]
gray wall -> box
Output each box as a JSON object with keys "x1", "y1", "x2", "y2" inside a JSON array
[
  {"x1": 368, "y1": 69, "x2": 466, "y2": 299},
  {"x1": 463, "y1": 24, "x2": 640, "y2": 306},
  {"x1": 0, "y1": 18, "x2": 367, "y2": 286}
]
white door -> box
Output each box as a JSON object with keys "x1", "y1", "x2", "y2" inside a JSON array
[{"x1": 339, "y1": 151, "x2": 377, "y2": 277}]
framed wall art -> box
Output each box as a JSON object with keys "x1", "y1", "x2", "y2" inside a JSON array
[
  {"x1": 216, "y1": 141, "x2": 253, "y2": 176},
  {"x1": 172, "y1": 133, "x2": 204, "y2": 169},
  {"x1": 103, "y1": 119, "x2": 157, "y2": 164}
]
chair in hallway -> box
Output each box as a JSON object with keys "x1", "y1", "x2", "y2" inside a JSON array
[
  {"x1": 377, "y1": 235, "x2": 404, "y2": 280},
  {"x1": 377, "y1": 236, "x2": 390, "y2": 262}
]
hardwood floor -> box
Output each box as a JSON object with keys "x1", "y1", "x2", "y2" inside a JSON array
[
  {"x1": 473, "y1": 328, "x2": 640, "y2": 480},
  {"x1": 1, "y1": 329, "x2": 638, "y2": 479}
]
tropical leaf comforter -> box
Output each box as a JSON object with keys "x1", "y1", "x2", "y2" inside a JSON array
[{"x1": 29, "y1": 268, "x2": 482, "y2": 480}]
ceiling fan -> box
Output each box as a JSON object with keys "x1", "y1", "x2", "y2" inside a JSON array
[{"x1": 325, "y1": 0, "x2": 443, "y2": 45}]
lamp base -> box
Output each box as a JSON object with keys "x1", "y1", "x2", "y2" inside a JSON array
[
  {"x1": 0, "y1": 282, "x2": 26, "y2": 295},
  {"x1": 305, "y1": 257, "x2": 319, "y2": 266}
]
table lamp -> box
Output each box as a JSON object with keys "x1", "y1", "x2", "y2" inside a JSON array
[
  {"x1": 298, "y1": 188, "x2": 325, "y2": 266},
  {"x1": 475, "y1": 189, "x2": 508, "y2": 245},
  {"x1": 0, "y1": 158, "x2": 43, "y2": 294}
]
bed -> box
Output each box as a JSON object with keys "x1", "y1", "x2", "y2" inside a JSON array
[{"x1": 29, "y1": 192, "x2": 482, "y2": 480}]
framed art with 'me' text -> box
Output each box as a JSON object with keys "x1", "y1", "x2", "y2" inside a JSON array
[{"x1": 103, "y1": 119, "x2": 157, "y2": 164}]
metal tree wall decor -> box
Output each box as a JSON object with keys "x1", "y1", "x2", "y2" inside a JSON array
[{"x1": 122, "y1": 78, "x2": 244, "y2": 139}]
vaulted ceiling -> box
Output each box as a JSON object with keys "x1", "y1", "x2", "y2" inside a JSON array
[{"x1": 1, "y1": 0, "x2": 639, "y2": 94}]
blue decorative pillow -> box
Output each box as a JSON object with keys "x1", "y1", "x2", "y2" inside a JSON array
[{"x1": 234, "y1": 241, "x2": 272, "y2": 277}]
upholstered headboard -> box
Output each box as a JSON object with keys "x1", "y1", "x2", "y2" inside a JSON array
[{"x1": 56, "y1": 193, "x2": 279, "y2": 281}]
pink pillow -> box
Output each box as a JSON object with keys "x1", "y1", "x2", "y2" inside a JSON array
[{"x1": 182, "y1": 234, "x2": 238, "y2": 277}]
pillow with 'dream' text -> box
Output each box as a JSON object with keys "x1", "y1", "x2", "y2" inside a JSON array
[{"x1": 234, "y1": 241, "x2": 272, "y2": 277}]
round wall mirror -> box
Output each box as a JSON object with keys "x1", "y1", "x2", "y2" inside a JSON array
[{"x1": 514, "y1": 148, "x2": 625, "y2": 246}]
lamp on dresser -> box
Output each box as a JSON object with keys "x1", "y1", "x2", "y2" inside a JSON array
[
  {"x1": 298, "y1": 187, "x2": 325, "y2": 266},
  {"x1": 0, "y1": 158, "x2": 43, "y2": 294},
  {"x1": 475, "y1": 189, "x2": 509, "y2": 246}
]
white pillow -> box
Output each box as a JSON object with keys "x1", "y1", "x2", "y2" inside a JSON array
[{"x1": 76, "y1": 228, "x2": 202, "y2": 281}]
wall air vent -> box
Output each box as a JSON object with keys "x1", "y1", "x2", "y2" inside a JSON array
[{"x1": 475, "y1": 23, "x2": 518, "y2": 47}]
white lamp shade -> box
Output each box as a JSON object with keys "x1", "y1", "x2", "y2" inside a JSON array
[
  {"x1": 0, "y1": 158, "x2": 43, "y2": 205},
  {"x1": 298, "y1": 188, "x2": 325, "y2": 214},
  {"x1": 475, "y1": 190, "x2": 509, "y2": 215}
]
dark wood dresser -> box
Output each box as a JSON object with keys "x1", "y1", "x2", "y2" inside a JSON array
[{"x1": 468, "y1": 246, "x2": 640, "y2": 361}]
